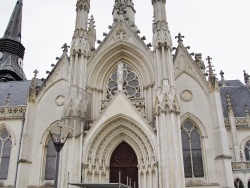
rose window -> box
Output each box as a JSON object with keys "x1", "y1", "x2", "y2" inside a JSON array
[{"x1": 106, "y1": 63, "x2": 141, "y2": 99}]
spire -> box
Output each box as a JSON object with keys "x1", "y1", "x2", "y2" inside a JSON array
[
  {"x1": 0, "y1": 0, "x2": 26, "y2": 81},
  {"x1": 3, "y1": 0, "x2": 23, "y2": 42},
  {"x1": 113, "y1": 0, "x2": 136, "y2": 25}
]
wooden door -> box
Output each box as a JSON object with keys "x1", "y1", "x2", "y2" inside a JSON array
[{"x1": 110, "y1": 142, "x2": 138, "y2": 187}]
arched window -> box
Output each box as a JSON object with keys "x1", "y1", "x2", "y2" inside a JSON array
[
  {"x1": 0, "y1": 128, "x2": 12, "y2": 179},
  {"x1": 244, "y1": 140, "x2": 250, "y2": 161},
  {"x1": 106, "y1": 62, "x2": 141, "y2": 99},
  {"x1": 181, "y1": 121, "x2": 204, "y2": 178},
  {"x1": 44, "y1": 138, "x2": 56, "y2": 180},
  {"x1": 234, "y1": 178, "x2": 244, "y2": 188}
]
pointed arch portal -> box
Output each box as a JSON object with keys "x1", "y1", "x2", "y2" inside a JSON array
[{"x1": 110, "y1": 142, "x2": 138, "y2": 187}]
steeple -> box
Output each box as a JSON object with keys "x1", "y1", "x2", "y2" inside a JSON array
[
  {"x1": 112, "y1": 0, "x2": 136, "y2": 26},
  {"x1": 0, "y1": 0, "x2": 26, "y2": 82}
]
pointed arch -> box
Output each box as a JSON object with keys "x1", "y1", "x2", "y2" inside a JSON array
[
  {"x1": 180, "y1": 113, "x2": 208, "y2": 138},
  {"x1": 87, "y1": 41, "x2": 154, "y2": 90},
  {"x1": 0, "y1": 125, "x2": 13, "y2": 179},
  {"x1": 234, "y1": 178, "x2": 244, "y2": 188},
  {"x1": 180, "y1": 116, "x2": 205, "y2": 178},
  {"x1": 0, "y1": 123, "x2": 16, "y2": 145}
]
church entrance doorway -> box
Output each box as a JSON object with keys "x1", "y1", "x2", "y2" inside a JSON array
[{"x1": 110, "y1": 142, "x2": 138, "y2": 187}]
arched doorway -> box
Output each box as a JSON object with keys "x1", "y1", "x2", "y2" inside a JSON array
[{"x1": 110, "y1": 142, "x2": 138, "y2": 187}]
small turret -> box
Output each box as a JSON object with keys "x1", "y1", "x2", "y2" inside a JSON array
[{"x1": 0, "y1": 0, "x2": 26, "y2": 81}]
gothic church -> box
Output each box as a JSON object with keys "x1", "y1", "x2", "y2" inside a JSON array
[{"x1": 0, "y1": 0, "x2": 250, "y2": 188}]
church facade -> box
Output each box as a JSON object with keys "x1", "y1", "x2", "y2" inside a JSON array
[{"x1": 0, "y1": 0, "x2": 250, "y2": 188}]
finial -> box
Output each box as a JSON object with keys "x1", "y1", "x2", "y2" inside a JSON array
[
  {"x1": 244, "y1": 70, "x2": 250, "y2": 83},
  {"x1": 206, "y1": 56, "x2": 215, "y2": 80},
  {"x1": 62, "y1": 43, "x2": 70, "y2": 53},
  {"x1": 175, "y1": 33, "x2": 184, "y2": 43},
  {"x1": 88, "y1": 15, "x2": 96, "y2": 29},
  {"x1": 5, "y1": 93, "x2": 10, "y2": 106},
  {"x1": 29, "y1": 69, "x2": 39, "y2": 103},
  {"x1": 220, "y1": 70, "x2": 227, "y2": 87},
  {"x1": 33, "y1": 69, "x2": 39, "y2": 78},
  {"x1": 226, "y1": 92, "x2": 234, "y2": 113}
]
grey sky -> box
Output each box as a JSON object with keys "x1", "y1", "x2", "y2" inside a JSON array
[{"x1": 0, "y1": 0, "x2": 249, "y2": 82}]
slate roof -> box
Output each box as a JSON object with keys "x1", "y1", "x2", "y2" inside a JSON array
[
  {"x1": 220, "y1": 80, "x2": 250, "y2": 118},
  {"x1": 0, "y1": 80, "x2": 44, "y2": 107},
  {"x1": 0, "y1": 80, "x2": 30, "y2": 106}
]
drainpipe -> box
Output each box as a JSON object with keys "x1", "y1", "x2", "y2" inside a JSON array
[{"x1": 14, "y1": 112, "x2": 25, "y2": 188}]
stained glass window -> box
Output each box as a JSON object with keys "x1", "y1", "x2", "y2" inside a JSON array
[
  {"x1": 234, "y1": 178, "x2": 244, "y2": 188},
  {"x1": 244, "y1": 140, "x2": 250, "y2": 161},
  {"x1": 45, "y1": 139, "x2": 56, "y2": 180},
  {"x1": 0, "y1": 129, "x2": 12, "y2": 179},
  {"x1": 181, "y1": 121, "x2": 204, "y2": 178},
  {"x1": 106, "y1": 62, "x2": 141, "y2": 99}
]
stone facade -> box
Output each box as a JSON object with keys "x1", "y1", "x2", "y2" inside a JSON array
[{"x1": 0, "y1": 1, "x2": 250, "y2": 188}]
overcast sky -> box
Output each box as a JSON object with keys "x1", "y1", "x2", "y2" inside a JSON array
[{"x1": 0, "y1": 0, "x2": 250, "y2": 82}]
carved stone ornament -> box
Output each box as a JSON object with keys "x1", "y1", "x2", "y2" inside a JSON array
[
  {"x1": 115, "y1": 27, "x2": 129, "y2": 41},
  {"x1": 180, "y1": 90, "x2": 193, "y2": 102},
  {"x1": 55, "y1": 95, "x2": 65, "y2": 106}
]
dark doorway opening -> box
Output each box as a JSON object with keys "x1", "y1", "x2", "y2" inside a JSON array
[{"x1": 110, "y1": 142, "x2": 138, "y2": 187}]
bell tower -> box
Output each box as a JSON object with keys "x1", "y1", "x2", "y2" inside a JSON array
[{"x1": 0, "y1": 0, "x2": 26, "y2": 82}]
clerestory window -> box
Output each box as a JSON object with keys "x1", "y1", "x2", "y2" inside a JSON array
[
  {"x1": 106, "y1": 62, "x2": 141, "y2": 99},
  {"x1": 181, "y1": 121, "x2": 204, "y2": 178},
  {"x1": 0, "y1": 128, "x2": 12, "y2": 180}
]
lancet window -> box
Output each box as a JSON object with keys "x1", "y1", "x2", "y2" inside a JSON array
[
  {"x1": 106, "y1": 62, "x2": 141, "y2": 99},
  {"x1": 244, "y1": 140, "x2": 250, "y2": 161},
  {"x1": 0, "y1": 128, "x2": 12, "y2": 180},
  {"x1": 234, "y1": 178, "x2": 244, "y2": 188},
  {"x1": 181, "y1": 121, "x2": 204, "y2": 178},
  {"x1": 44, "y1": 138, "x2": 56, "y2": 180}
]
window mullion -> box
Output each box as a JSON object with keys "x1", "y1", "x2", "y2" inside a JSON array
[{"x1": 188, "y1": 133, "x2": 194, "y2": 178}]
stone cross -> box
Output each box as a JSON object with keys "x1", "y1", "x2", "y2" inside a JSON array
[{"x1": 175, "y1": 33, "x2": 184, "y2": 43}]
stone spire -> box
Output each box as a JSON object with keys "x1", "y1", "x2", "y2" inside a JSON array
[
  {"x1": 70, "y1": 0, "x2": 90, "y2": 88},
  {"x1": 0, "y1": 0, "x2": 26, "y2": 81},
  {"x1": 152, "y1": 0, "x2": 172, "y2": 48},
  {"x1": 113, "y1": 0, "x2": 136, "y2": 25}
]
